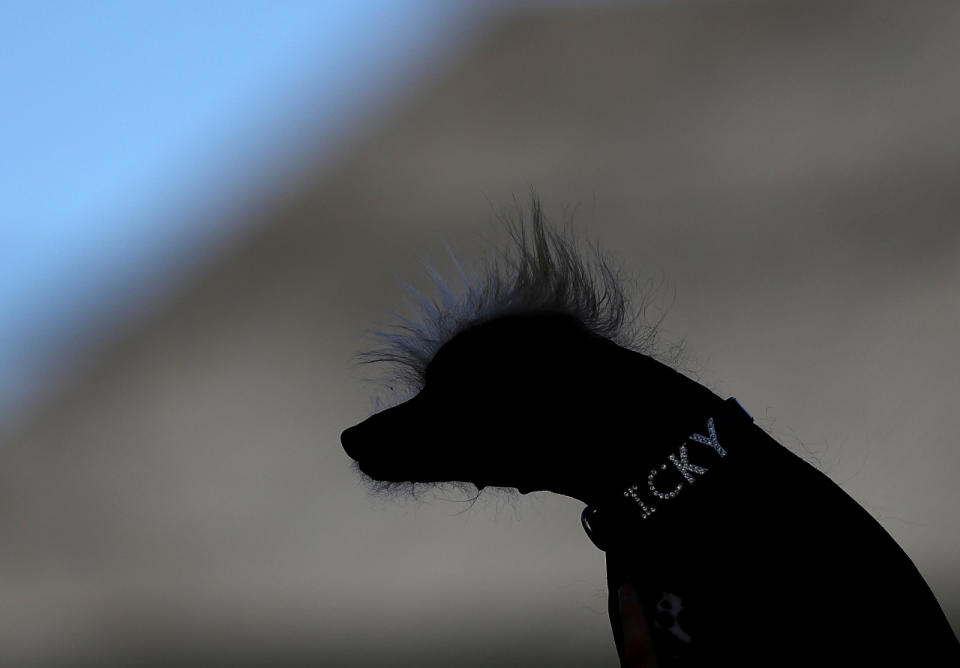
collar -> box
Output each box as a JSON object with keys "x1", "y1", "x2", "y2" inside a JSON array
[{"x1": 581, "y1": 397, "x2": 755, "y2": 552}]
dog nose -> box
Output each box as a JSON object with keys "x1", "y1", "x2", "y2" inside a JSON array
[{"x1": 340, "y1": 424, "x2": 364, "y2": 461}]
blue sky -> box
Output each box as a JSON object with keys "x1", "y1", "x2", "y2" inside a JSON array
[{"x1": 0, "y1": 1, "x2": 482, "y2": 426}]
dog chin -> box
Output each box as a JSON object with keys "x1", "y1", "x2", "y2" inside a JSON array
[
  {"x1": 353, "y1": 458, "x2": 418, "y2": 486},
  {"x1": 355, "y1": 459, "x2": 384, "y2": 478},
  {"x1": 350, "y1": 460, "x2": 518, "y2": 507},
  {"x1": 354, "y1": 457, "x2": 437, "y2": 483}
]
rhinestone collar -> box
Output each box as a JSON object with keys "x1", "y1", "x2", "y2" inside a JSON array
[{"x1": 581, "y1": 397, "x2": 754, "y2": 551}]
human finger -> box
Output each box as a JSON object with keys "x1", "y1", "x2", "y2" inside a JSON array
[{"x1": 618, "y1": 579, "x2": 660, "y2": 668}]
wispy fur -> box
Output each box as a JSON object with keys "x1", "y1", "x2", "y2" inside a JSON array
[
  {"x1": 355, "y1": 194, "x2": 683, "y2": 398},
  {"x1": 349, "y1": 458, "x2": 519, "y2": 514}
]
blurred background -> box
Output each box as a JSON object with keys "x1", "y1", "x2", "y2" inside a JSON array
[{"x1": 2, "y1": 0, "x2": 958, "y2": 665}]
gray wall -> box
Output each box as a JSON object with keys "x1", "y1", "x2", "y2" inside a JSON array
[{"x1": 2, "y1": 2, "x2": 958, "y2": 665}]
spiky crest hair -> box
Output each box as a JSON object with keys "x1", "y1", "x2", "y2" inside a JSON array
[{"x1": 356, "y1": 195, "x2": 684, "y2": 400}]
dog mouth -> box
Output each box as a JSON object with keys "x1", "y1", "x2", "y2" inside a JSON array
[
  {"x1": 343, "y1": 426, "x2": 464, "y2": 486},
  {"x1": 342, "y1": 424, "x2": 444, "y2": 483},
  {"x1": 353, "y1": 453, "x2": 464, "y2": 488},
  {"x1": 355, "y1": 458, "x2": 390, "y2": 479},
  {"x1": 353, "y1": 454, "x2": 416, "y2": 483},
  {"x1": 348, "y1": 451, "x2": 383, "y2": 474}
]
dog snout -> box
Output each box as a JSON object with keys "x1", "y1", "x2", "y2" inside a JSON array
[{"x1": 340, "y1": 424, "x2": 365, "y2": 461}]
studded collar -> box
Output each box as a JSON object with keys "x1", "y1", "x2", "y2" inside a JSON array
[{"x1": 581, "y1": 397, "x2": 755, "y2": 552}]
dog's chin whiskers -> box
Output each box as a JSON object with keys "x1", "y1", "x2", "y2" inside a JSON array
[{"x1": 350, "y1": 465, "x2": 522, "y2": 511}]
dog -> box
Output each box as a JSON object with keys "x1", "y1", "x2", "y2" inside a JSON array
[{"x1": 341, "y1": 198, "x2": 959, "y2": 665}]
